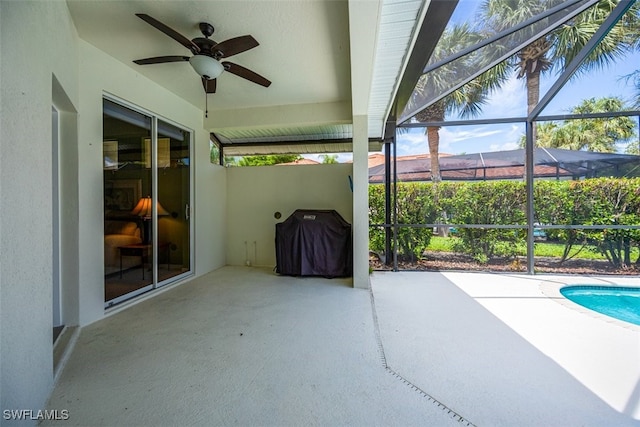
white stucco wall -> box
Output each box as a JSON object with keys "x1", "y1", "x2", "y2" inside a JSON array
[
  {"x1": 77, "y1": 41, "x2": 227, "y2": 325},
  {"x1": 0, "y1": 0, "x2": 80, "y2": 420},
  {"x1": 226, "y1": 164, "x2": 354, "y2": 268},
  {"x1": 0, "y1": 1, "x2": 227, "y2": 419},
  {"x1": 0, "y1": 0, "x2": 369, "y2": 418}
]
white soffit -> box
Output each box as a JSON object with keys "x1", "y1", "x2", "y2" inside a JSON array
[
  {"x1": 368, "y1": 0, "x2": 427, "y2": 138},
  {"x1": 221, "y1": 140, "x2": 383, "y2": 156},
  {"x1": 214, "y1": 124, "x2": 384, "y2": 156},
  {"x1": 215, "y1": 124, "x2": 353, "y2": 144}
]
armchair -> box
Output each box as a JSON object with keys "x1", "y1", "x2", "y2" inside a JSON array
[{"x1": 104, "y1": 220, "x2": 142, "y2": 275}]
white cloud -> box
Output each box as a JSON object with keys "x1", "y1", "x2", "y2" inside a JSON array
[
  {"x1": 489, "y1": 141, "x2": 520, "y2": 152},
  {"x1": 396, "y1": 130, "x2": 427, "y2": 155},
  {"x1": 394, "y1": 121, "x2": 527, "y2": 156},
  {"x1": 397, "y1": 130, "x2": 427, "y2": 146},
  {"x1": 303, "y1": 153, "x2": 353, "y2": 163},
  {"x1": 336, "y1": 153, "x2": 353, "y2": 162},
  {"x1": 506, "y1": 123, "x2": 525, "y2": 144},
  {"x1": 483, "y1": 76, "x2": 527, "y2": 119},
  {"x1": 439, "y1": 125, "x2": 517, "y2": 153},
  {"x1": 447, "y1": 128, "x2": 502, "y2": 142}
]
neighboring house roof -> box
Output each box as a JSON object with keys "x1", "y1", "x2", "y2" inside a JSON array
[
  {"x1": 367, "y1": 153, "x2": 386, "y2": 168},
  {"x1": 365, "y1": 152, "x2": 452, "y2": 169},
  {"x1": 369, "y1": 148, "x2": 640, "y2": 182}
]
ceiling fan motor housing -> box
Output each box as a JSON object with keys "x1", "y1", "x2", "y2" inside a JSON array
[{"x1": 199, "y1": 22, "x2": 214, "y2": 38}]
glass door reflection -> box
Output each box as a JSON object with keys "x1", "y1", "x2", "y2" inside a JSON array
[
  {"x1": 103, "y1": 99, "x2": 154, "y2": 305},
  {"x1": 156, "y1": 120, "x2": 191, "y2": 284}
]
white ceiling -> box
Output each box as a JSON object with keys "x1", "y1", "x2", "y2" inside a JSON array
[{"x1": 66, "y1": 0, "x2": 425, "y2": 150}]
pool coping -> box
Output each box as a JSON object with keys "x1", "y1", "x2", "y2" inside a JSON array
[{"x1": 539, "y1": 279, "x2": 640, "y2": 333}]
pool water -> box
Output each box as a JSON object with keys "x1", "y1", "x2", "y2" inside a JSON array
[{"x1": 560, "y1": 286, "x2": 640, "y2": 326}]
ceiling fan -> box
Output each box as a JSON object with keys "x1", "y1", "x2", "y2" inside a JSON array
[{"x1": 133, "y1": 13, "x2": 271, "y2": 94}]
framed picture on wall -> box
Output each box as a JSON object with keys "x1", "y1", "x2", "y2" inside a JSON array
[
  {"x1": 104, "y1": 179, "x2": 142, "y2": 213},
  {"x1": 103, "y1": 141, "x2": 118, "y2": 170},
  {"x1": 143, "y1": 138, "x2": 170, "y2": 168}
]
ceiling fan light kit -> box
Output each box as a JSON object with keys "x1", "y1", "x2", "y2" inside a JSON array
[{"x1": 189, "y1": 55, "x2": 223, "y2": 79}]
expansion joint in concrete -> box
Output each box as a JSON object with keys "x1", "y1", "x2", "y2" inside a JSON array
[{"x1": 368, "y1": 285, "x2": 476, "y2": 427}]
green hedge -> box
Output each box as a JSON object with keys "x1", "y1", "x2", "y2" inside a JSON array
[
  {"x1": 369, "y1": 183, "x2": 436, "y2": 261},
  {"x1": 369, "y1": 178, "x2": 640, "y2": 267}
]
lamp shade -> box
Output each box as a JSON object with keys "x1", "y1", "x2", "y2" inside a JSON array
[
  {"x1": 189, "y1": 55, "x2": 224, "y2": 79},
  {"x1": 131, "y1": 196, "x2": 169, "y2": 219}
]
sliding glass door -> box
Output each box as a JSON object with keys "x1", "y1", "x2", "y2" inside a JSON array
[
  {"x1": 103, "y1": 98, "x2": 192, "y2": 307},
  {"x1": 156, "y1": 119, "x2": 191, "y2": 283}
]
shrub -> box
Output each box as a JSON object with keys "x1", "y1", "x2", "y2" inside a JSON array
[
  {"x1": 368, "y1": 184, "x2": 386, "y2": 255},
  {"x1": 395, "y1": 183, "x2": 437, "y2": 261},
  {"x1": 368, "y1": 177, "x2": 640, "y2": 268},
  {"x1": 533, "y1": 180, "x2": 588, "y2": 263},
  {"x1": 368, "y1": 183, "x2": 437, "y2": 261},
  {"x1": 534, "y1": 178, "x2": 640, "y2": 267},
  {"x1": 448, "y1": 181, "x2": 526, "y2": 262},
  {"x1": 575, "y1": 178, "x2": 640, "y2": 268}
]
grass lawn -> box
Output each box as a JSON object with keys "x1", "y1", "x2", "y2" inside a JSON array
[{"x1": 426, "y1": 236, "x2": 626, "y2": 261}]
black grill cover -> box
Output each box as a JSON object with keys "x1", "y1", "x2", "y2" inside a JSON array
[{"x1": 275, "y1": 209, "x2": 352, "y2": 277}]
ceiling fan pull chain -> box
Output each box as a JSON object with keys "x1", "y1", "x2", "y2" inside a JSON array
[{"x1": 205, "y1": 93, "x2": 208, "y2": 118}]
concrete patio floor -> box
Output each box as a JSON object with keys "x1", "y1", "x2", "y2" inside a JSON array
[{"x1": 44, "y1": 266, "x2": 639, "y2": 426}]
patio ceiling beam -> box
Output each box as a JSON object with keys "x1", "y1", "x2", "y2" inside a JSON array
[
  {"x1": 204, "y1": 101, "x2": 352, "y2": 130},
  {"x1": 348, "y1": 0, "x2": 381, "y2": 117}
]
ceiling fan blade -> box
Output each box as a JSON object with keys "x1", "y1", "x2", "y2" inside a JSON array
[
  {"x1": 136, "y1": 13, "x2": 200, "y2": 53},
  {"x1": 222, "y1": 62, "x2": 271, "y2": 87},
  {"x1": 133, "y1": 56, "x2": 190, "y2": 65},
  {"x1": 213, "y1": 35, "x2": 259, "y2": 58},
  {"x1": 202, "y1": 77, "x2": 217, "y2": 94}
]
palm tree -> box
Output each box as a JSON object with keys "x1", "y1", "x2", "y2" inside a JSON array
[
  {"x1": 408, "y1": 23, "x2": 510, "y2": 182},
  {"x1": 623, "y1": 69, "x2": 640, "y2": 108},
  {"x1": 628, "y1": 26, "x2": 640, "y2": 108},
  {"x1": 480, "y1": 0, "x2": 640, "y2": 142},
  {"x1": 523, "y1": 96, "x2": 636, "y2": 151}
]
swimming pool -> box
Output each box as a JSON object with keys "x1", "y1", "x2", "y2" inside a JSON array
[{"x1": 560, "y1": 286, "x2": 640, "y2": 326}]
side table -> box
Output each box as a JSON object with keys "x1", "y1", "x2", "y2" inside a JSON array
[{"x1": 118, "y1": 242, "x2": 170, "y2": 279}]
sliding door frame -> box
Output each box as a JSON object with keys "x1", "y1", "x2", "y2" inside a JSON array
[{"x1": 103, "y1": 94, "x2": 194, "y2": 307}]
